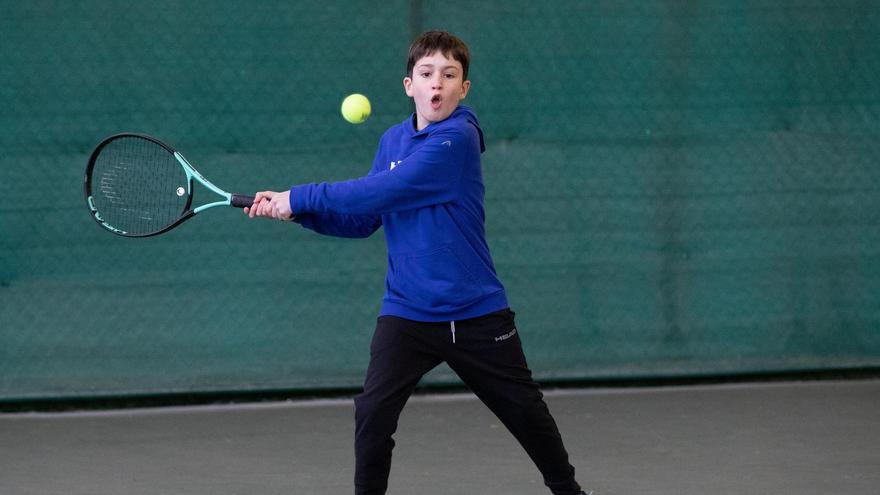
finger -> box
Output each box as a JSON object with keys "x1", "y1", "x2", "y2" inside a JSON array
[
  {"x1": 259, "y1": 199, "x2": 273, "y2": 218},
  {"x1": 252, "y1": 192, "x2": 272, "y2": 214},
  {"x1": 250, "y1": 199, "x2": 265, "y2": 218},
  {"x1": 249, "y1": 195, "x2": 266, "y2": 218},
  {"x1": 253, "y1": 191, "x2": 274, "y2": 202}
]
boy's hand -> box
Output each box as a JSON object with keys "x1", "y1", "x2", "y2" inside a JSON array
[{"x1": 244, "y1": 190, "x2": 294, "y2": 221}]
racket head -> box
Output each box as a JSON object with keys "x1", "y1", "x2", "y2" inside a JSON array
[{"x1": 84, "y1": 133, "x2": 194, "y2": 237}]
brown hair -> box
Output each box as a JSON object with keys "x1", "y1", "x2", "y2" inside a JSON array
[{"x1": 406, "y1": 30, "x2": 470, "y2": 80}]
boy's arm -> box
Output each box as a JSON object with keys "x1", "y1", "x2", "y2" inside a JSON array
[
  {"x1": 247, "y1": 190, "x2": 381, "y2": 238},
  {"x1": 289, "y1": 128, "x2": 473, "y2": 216},
  {"x1": 287, "y1": 136, "x2": 391, "y2": 238}
]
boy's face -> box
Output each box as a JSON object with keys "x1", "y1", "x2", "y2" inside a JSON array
[{"x1": 404, "y1": 51, "x2": 470, "y2": 131}]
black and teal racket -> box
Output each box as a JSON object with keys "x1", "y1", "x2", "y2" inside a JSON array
[{"x1": 84, "y1": 133, "x2": 255, "y2": 237}]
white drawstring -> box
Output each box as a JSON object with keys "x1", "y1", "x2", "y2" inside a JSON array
[{"x1": 450, "y1": 320, "x2": 456, "y2": 344}]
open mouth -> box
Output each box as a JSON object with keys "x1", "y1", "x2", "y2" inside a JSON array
[{"x1": 430, "y1": 94, "x2": 442, "y2": 110}]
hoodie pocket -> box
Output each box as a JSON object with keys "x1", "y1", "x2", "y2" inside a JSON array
[{"x1": 390, "y1": 245, "x2": 483, "y2": 309}]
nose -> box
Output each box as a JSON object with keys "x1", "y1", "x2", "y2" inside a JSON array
[{"x1": 432, "y1": 74, "x2": 443, "y2": 89}]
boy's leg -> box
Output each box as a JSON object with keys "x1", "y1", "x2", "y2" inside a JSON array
[
  {"x1": 444, "y1": 309, "x2": 585, "y2": 495},
  {"x1": 354, "y1": 316, "x2": 442, "y2": 495}
]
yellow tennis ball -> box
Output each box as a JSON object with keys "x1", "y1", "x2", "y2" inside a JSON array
[{"x1": 341, "y1": 94, "x2": 371, "y2": 124}]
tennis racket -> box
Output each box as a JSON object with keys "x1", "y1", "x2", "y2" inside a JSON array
[{"x1": 84, "y1": 133, "x2": 255, "y2": 237}]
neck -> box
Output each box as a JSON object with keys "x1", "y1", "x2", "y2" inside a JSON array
[{"x1": 413, "y1": 114, "x2": 429, "y2": 131}]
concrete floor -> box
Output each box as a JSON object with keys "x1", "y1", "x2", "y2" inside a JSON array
[{"x1": 1, "y1": 380, "x2": 878, "y2": 495}]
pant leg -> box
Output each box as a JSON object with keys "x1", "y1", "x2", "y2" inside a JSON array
[
  {"x1": 444, "y1": 309, "x2": 584, "y2": 495},
  {"x1": 354, "y1": 316, "x2": 442, "y2": 495}
]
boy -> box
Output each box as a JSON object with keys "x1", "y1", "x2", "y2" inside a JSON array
[{"x1": 246, "y1": 30, "x2": 589, "y2": 495}]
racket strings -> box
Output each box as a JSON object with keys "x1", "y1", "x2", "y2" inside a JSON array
[{"x1": 91, "y1": 136, "x2": 188, "y2": 235}]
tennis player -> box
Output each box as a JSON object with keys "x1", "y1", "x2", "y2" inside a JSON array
[{"x1": 246, "y1": 30, "x2": 589, "y2": 495}]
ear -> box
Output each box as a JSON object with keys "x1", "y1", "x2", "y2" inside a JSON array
[
  {"x1": 460, "y1": 80, "x2": 471, "y2": 100},
  {"x1": 403, "y1": 76, "x2": 413, "y2": 97}
]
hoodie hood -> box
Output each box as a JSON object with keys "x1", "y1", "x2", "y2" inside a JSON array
[{"x1": 406, "y1": 105, "x2": 486, "y2": 153}]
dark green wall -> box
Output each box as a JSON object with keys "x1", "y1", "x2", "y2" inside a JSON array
[{"x1": 2, "y1": 1, "x2": 878, "y2": 402}]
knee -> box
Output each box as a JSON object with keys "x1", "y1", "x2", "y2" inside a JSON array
[
  {"x1": 354, "y1": 392, "x2": 379, "y2": 422},
  {"x1": 354, "y1": 392, "x2": 398, "y2": 434},
  {"x1": 502, "y1": 391, "x2": 556, "y2": 430}
]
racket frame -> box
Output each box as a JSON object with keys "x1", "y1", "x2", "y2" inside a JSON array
[{"x1": 84, "y1": 133, "x2": 251, "y2": 237}]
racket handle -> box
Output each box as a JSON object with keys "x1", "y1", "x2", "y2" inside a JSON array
[{"x1": 230, "y1": 194, "x2": 256, "y2": 208}]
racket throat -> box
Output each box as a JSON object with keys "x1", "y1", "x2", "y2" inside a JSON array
[{"x1": 175, "y1": 151, "x2": 233, "y2": 208}]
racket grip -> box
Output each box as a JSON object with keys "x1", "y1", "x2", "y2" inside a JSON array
[{"x1": 230, "y1": 194, "x2": 256, "y2": 208}]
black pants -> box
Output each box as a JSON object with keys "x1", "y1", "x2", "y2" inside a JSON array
[{"x1": 354, "y1": 308, "x2": 583, "y2": 495}]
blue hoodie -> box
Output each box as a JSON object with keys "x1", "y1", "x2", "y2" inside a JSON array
[{"x1": 289, "y1": 106, "x2": 508, "y2": 322}]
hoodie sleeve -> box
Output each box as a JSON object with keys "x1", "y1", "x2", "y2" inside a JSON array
[
  {"x1": 293, "y1": 211, "x2": 382, "y2": 238},
  {"x1": 289, "y1": 128, "x2": 473, "y2": 216},
  {"x1": 291, "y1": 136, "x2": 389, "y2": 238}
]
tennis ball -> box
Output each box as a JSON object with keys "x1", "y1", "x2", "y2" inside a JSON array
[{"x1": 341, "y1": 93, "x2": 371, "y2": 124}]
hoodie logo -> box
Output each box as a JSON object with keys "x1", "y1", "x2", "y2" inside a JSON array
[
  {"x1": 390, "y1": 160, "x2": 401, "y2": 170},
  {"x1": 441, "y1": 140, "x2": 452, "y2": 147}
]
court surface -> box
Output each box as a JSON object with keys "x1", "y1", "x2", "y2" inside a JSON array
[{"x1": 1, "y1": 379, "x2": 877, "y2": 495}]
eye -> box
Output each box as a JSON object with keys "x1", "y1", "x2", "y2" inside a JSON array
[
  {"x1": 420, "y1": 71, "x2": 431, "y2": 78},
  {"x1": 444, "y1": 73, "x2": 456, "y2": 79}
]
